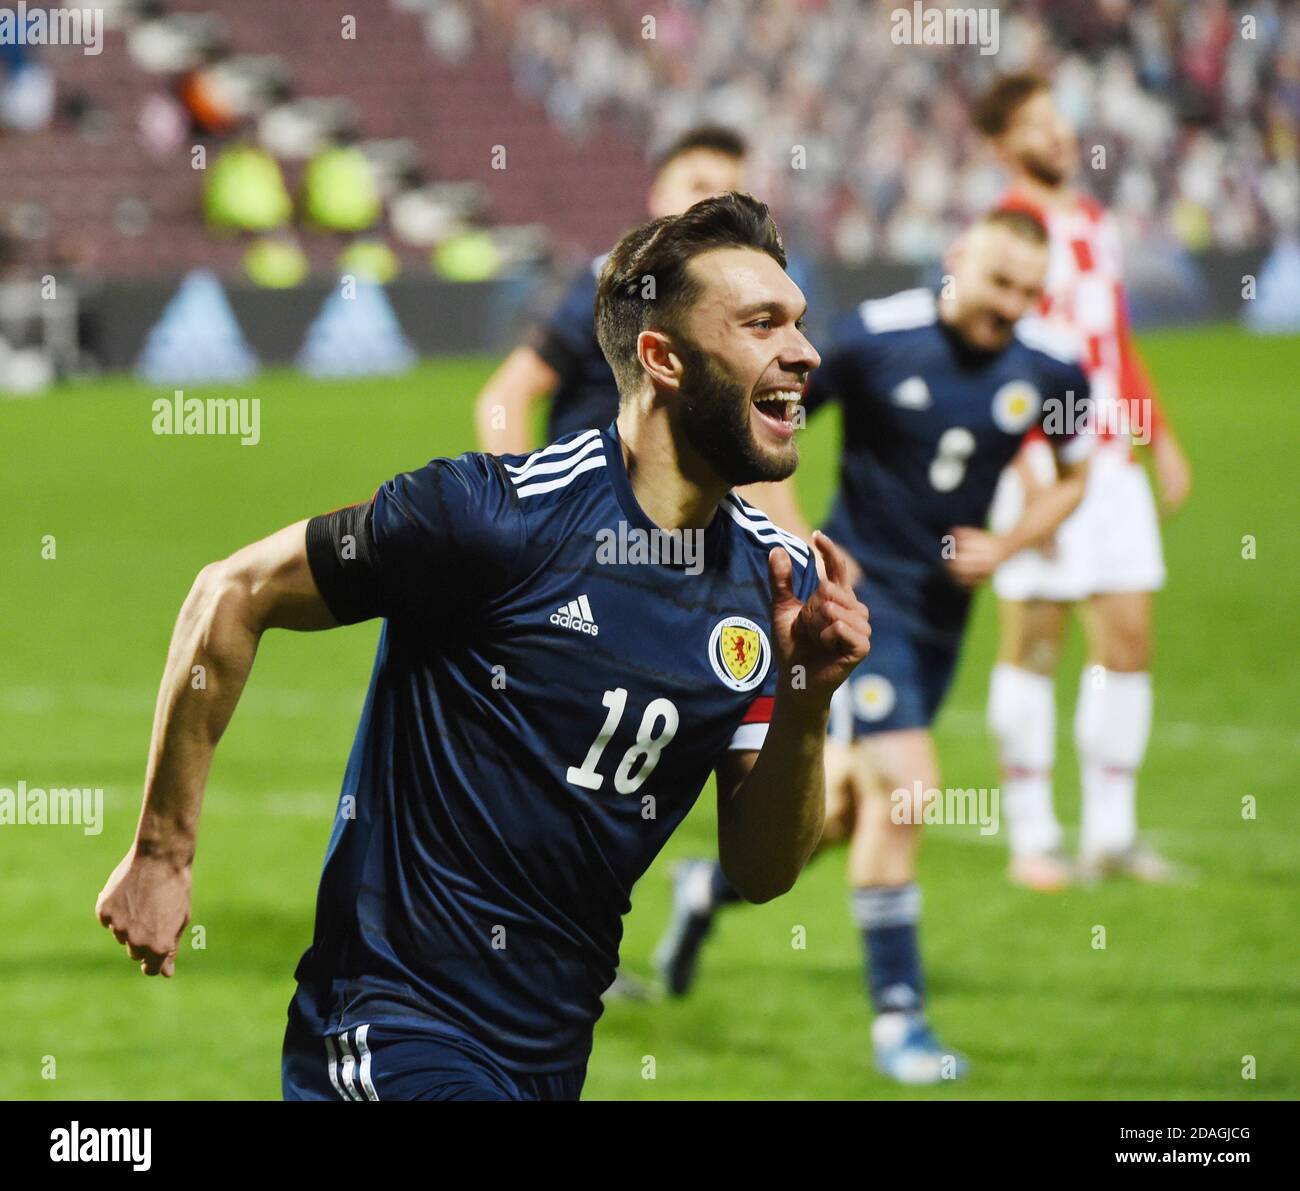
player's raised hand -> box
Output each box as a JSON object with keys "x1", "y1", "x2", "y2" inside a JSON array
[
  {"x1": 96, "y1": 846, "x2": 192, "y2": 978},
  {"x1": 945, "y1": 526, "x2": 1008, "y2": 588},
  {"x1": 769, "y1": 530, "x2": 870, "y2": 700}
]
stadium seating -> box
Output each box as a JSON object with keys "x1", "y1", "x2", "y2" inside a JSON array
[{"x1": 0, "y1": 0, "x2": 650, "y2": 278}]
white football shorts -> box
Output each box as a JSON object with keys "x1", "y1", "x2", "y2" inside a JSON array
[{"x1": 989, "y1": 441, "x2": 1166, "y2": 602}]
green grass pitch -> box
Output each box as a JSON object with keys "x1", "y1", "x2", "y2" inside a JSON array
[{"x1": 2, "y1": 324, "x2": 1296, "y2": 1099}]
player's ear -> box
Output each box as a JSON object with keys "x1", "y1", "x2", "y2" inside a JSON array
[{"x1": 637, "y1": 329, "x2": 683, "y2": 391}]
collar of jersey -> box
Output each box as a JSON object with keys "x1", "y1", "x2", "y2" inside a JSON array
[
  {"x1": 937, "y1": 312, "x2": 1002, "y2": 367},
  {"x1": 602, "y1": 420, "x2": 727, "y2": 570}
]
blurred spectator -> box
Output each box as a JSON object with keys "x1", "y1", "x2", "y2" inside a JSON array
[
  {"x1": 300, "y1": 136, "x2": 382, "y2": 234},
  {"x1": 243, "y1": 236, "x2": 308, "y2": 288},
  {"x1": 424, "y1": 0, "x2": 474, "y2": 63},
  {"x1": 178, "y1": 49, "x2": 240, "y2": 137},
  {"x1": 137, "y1": 91, "x2": 188, "y2": 157},
  {"x1": 434, "y1": 229, "x2": 501, "y2": 281},
  {"x1": 338, "y1": 239, "x2": 400, "y2": 284},
  {"x1": 0, "y1": 29, "x2": 54, "y2": 133},
  {"x1": 203, "y1": 141, "x2": 292, "y2": 232}
]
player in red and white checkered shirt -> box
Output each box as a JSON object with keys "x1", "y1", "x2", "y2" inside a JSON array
[{"x1": 974, "y1": 73, "x2": 1193, "y2": 889}]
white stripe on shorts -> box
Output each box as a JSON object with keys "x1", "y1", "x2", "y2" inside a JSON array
[{"x1": 355, "y1": 1024, "x2": 379, "y2": 1101}]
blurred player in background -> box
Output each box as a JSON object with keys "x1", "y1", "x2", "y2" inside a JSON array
[
  {"x1": 474, "y1": 125, "x2": 748, "y2": 454},
  {"x1": 974, "y1": 74, "x2": 1193, "y2": 891},
  {"x1": 657, "y1": 211, "x2": 1094, "y2": 1084}
]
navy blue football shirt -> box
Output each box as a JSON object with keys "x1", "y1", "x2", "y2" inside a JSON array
[
  {"x1": 291, "y1": 421, "x2": 818, "y2": 1072},
  {"x1": 531, "y1": 255, "x2": 620, "y2": 441},
  {"x1": 803, "y1": 288, "x2": 1092, "y2": 643}
]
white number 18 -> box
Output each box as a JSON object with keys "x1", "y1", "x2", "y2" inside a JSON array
[{"x1": 566, "y1": 688, "x2": 680, "y2": 794}]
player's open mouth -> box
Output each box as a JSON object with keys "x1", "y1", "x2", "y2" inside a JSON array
[{"x1": 752, "y1": 390, "x2": 800, "y2": 439}]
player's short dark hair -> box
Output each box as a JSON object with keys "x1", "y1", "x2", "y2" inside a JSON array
[
  {"x1": 594, "y1": 191, "x2": 786, "y2": 398},
  {"x1": 979, "y1": 207, "x2": 1049, "y2": 246},
  {"x1": 653, "y1": 125, "x2": 748, "y2": 173},
  {"x1": 973, "y1": 72, "x2": 1050, "y2": 137}
]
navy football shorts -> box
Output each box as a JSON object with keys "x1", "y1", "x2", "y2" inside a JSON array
[
  {"x1": 282, "y1": 1017, "x2": 587, "y2": 1102},
  {"x1": 828, "y1": 593, "x2": 961, "y2": 741}
]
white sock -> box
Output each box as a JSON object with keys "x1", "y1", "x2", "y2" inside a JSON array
[
  {"x1": 1075, "y1": 667, "x2": 1152, "y2": 859},
  {"x1": 988, "y1": 663, "x2": 1062, "y2": 857}
]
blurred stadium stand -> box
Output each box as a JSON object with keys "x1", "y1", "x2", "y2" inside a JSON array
[
  {"x1": 0, "y1": 0, "x2": 652, "y2": 278},
  {"x1": 0, "y1": 0, "x2": 1296, "y2": 382},
  {"x1": 485, "y1": 0, "x2": 1300, "y2": 262}
]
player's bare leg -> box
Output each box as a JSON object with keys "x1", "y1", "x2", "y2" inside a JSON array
[
  {"x1": 844, "y1": 733, "x2": 927, "y2": 886},
  {"x1": 989, "y1": 597, "x2": 1073, "y2": 890},
  {"x1": 1075, "y1": 590, "x2": 1178, "y2": 881},
  {"x1": 818, "y1": 736, "x2": 858, "y2": 849},
  {"x1": 845, "y1": 729, "x2": 966, "y2": 1084}
]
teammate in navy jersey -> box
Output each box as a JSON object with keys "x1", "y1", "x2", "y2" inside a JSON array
[
  {"x1": 656, "y1": 210, "x2": 1095, "y2": 1085},
  {"x1": 474, "y1": 126, "x2": 747, "y2": 454},
  {"x1": 95, "y1": 193, "x2": 871, "y2": 1101}
]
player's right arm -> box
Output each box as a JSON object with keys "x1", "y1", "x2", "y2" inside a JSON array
[
  {"x1": 98, "y1": 454, "x2": 526, "y2": 978},
  {"x1": 473, "y1": 345, "x2": 558, "y2": 455},
  {"x1": 1115, "y1": 286, "x2": 1191, "y2": 515},
  {"x1": 95, "y1": 520, "x2": 338, "y2": 978}
]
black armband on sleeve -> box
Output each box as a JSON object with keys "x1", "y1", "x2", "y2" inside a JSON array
[{"x1": 305, "y1": 502, "x2": 384, "y2": 625}]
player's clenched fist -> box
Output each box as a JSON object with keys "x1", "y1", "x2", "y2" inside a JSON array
[
  {"x1": 95, "y1": 847, "x2": 192, "y2": 978},
  {"x1": 768, "y1": 530, "x2": 871, "y2": 700}
]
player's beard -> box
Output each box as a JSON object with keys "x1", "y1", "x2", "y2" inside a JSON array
[
  {"x1": 1020, "y1": 148, "x2": 1067, "y2": 189},
  {"x1": 675, "y1": 336, "x2": 798, "y2": 487}
]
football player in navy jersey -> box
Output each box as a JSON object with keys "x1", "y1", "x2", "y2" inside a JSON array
[
  {"x1": 475, "y1": 125, "x2": 749, "y2": 1004},
  {"x1": 656, "y1": 209, "x2": 1096, "y2": 1085},
  {"x1": 95, "y1": 193, "x2": 871, "y2": 1101},
  {"x1": 474, "y1": 125, "x2": 748, "y2": 455}
]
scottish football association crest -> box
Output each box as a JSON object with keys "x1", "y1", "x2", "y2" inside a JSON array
[
  {"x1": 709, "y1": 616, "x2": 771, "y2": 692},
  {"x1": 991, "y1": 380, "x2": 1041, "y2": 433}
]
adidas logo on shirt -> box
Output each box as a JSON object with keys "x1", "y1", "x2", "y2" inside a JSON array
[{"x1": 550, "y1": 594, "x2": 599, "y2": 636}]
